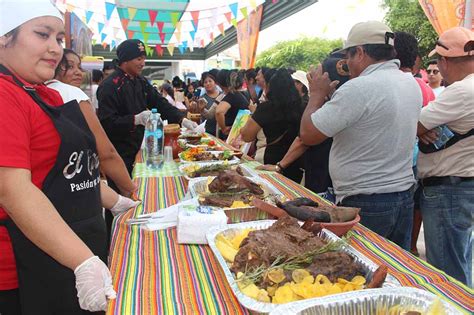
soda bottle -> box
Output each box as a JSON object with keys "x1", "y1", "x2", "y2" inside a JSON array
[{"x1": 144, "y1": 108, "x2": 164, "y2": 169}]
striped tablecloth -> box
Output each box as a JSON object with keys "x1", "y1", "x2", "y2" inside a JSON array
[{"x1": 107, "y1": 162, "x2": 473, "y2": 314}]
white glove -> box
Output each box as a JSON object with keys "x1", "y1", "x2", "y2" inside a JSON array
[
  {"x1": 182, "y1": 118, "x2": 198, "y2": 131},
  {"x1": 74, "y1": 256, "x2": 116, "y2": 312},
  {"x1": 134, "y1": 110, "x2": 152, "y2": 126},
  {"x1": 110, "y1": 195, "x2": 141, "y2": 216}
]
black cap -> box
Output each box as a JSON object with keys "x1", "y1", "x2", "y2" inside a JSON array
[{"x1": 116, "y1": 39, "x2": 146, "y2": 64}]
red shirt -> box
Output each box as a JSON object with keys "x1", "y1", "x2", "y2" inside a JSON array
[
  {"x1": 415, "y1": 77, "x2": 435, "y2": 107},
  {"x1": 0, "y1": 73, "x2": 63, "y2": 290}
]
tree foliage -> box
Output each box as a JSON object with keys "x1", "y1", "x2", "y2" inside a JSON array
[
  {"x1": 383, "y1": 0, "x2": 438, "y2": 60},
  {"x1": 255, "y1": 37, "x2": 343, "y2": 70}
]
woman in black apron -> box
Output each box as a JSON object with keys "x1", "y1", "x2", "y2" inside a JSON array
[{"x1": 0, "y1": 3, "x2": 114, "y2": 314}]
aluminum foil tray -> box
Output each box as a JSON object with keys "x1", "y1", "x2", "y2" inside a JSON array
[
  {"x1": 179, "y1": 151, "x2": 240, "y2": 164},
  {"x1": 206, "y1": 220, "x2": 401, "y2": 314},
  {"x1": 269, "y1": 287, "x2": 463, "y2": 315},
  {"x1": 179, "y1": 163, "x2": 254, "y2": 180}
]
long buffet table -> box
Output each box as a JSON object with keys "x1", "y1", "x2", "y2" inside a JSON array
[{"x1": 106, "y1": 145, "x2": 473, "y2": 314}]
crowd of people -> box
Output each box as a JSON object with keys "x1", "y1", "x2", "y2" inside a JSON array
[{"x1": 0, "y1": 0, "x2": 472, "y2": 314}]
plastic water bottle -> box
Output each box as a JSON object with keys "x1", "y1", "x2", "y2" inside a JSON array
[{"x1": 144, "y1": 109, "x2": 164, "y2": 169}]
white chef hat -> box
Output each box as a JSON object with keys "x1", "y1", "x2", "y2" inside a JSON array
[{"x1": 0, "y1": 0, "x2": 63, "y2": 37}]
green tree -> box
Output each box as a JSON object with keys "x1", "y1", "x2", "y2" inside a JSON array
[
  {"x1": 383, "y1": 0, "x2": 438, "y2": 60},
  {"x1": 255, "y1": 37, "x2": 343, "y2": 70}
]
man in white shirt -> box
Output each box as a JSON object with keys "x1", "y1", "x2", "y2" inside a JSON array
[
  {"x1": 426, "y1": 60, "x2": 445, "y2": 97},
  {"x1": 417, "y1": 26, "x2": 474, "y2": 286},
  {"x1": 300, "y1": 21, "x2": 421, "y2": 250}
]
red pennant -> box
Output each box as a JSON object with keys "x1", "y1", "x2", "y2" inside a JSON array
[
  {"x1": 210, "y1": 32, "x2": 214, "y2": 42},
  {"x1": 200, "y1": 39, "x2": 205, "y2": 48},
  {"x1": 102, "y1": 42, "x2": 108, "y2": 49},
  {"x1": 191, "y1": 11, "x2": 199, "y2": 24},
  {"x1": 159, "y1": 32, "x2": 166, "y2": 44},
  {"x1": 218, "y1": 23, "x2": 225, "y2": 34},
  {"x1": 127, "y1": 30, "x2": 135, "y2": 39},
  {"x1": 148, "y1": 10, "x2": 158, "y2": 26},
  {"x1": 120, "y1": 18, "x2": 129, "y2": 30},
  {"x1": 155, "y1": 45, "x2": 163, "y2": 56},
  {"x1": 156, "y1": 21, "x2": 164, "y2": 33},
  {"x1": 224, "y1": 12, "x2": 232, "y2": 23}
]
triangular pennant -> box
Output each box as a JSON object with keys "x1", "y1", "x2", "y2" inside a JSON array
[
  {"x1": 190, "y1": 31, "x2": 196, "y2": 41},
  {"x1": 175, "y1": 31, "x2": 181, "y2": 44},
  {"x1": 170, "y1": 12, "x2": 180, "y2": 27},
  {"x1": 148, "y1": 10, "x2": 158, "y2": 26},
  {"x1": 128, "y1": 7, "x2": 137, "y2": 20},
  {"x1": 231, "y1": 18, "x2": 237, "y2": 28},
  {"x1": 101, "y1": 33, "x2": 107, "y2": 42},
  {"x1": 192, "y1": 20, "x2": 199, "y2": 31},
  {"x1": 139, "y1": 21, "x2": 147, "y2": 34},
  {"x1": 224, "y1": 12, "x2": 232, "y2": 23},
  {"x1": 250, "y1": 0, "x2": 257, "y2": 10},
  {"x1": 143, "y1": 32, "x2": 150, "y2": 44},
  {"x1": 156, "y1": 21, "x2": 164, "y2": 33},
  {"x1": 176, "y1": 21, "x2": 182, "y2": 33},
  {"x1": 200, "y1": 39, "x2": 205, "y2": 48},
  {"x1": 218, "y1": 23, "x2": 225, "y2": 36},
  {"x1": 120, "y1": 19, "x2": 129, "y2": 30},
  {"x1": 240, "y1": 7, "x2": 248, "y2": 18},
  {"x1": 66, "y1": 4, "x2": 75, "y2": 12},
  {"x1": 111, "y1": 40, "x2": 116, "y2": 49},
  {"x1": 167, "y1": 44, "x2": 175, "y2": 56},
  {"x1": 86, "y1": 10, "x2": 94, "y2": 24},
  {"x1": 182, "y1": 41, "x2": 188, "y2": 50},
  {"x1": 229, "y1": 3, "x2": 238, "y2": 18},
  {"x1": 145, "y1": 44, "x2": 153, "y2": 56},
  {"x1": 210, "y1": 31, "x2": 214, "y2": 42},
  {"x1": 127, "y1": 30, "x2": 135, "y2": 39},
  {"x1": 105, "y1": 2, "x2": 116, "y2": 21},
  {"x1": 92, "y1": 39, "x2": 97, "y2": 45},
  {"x1": 159, "y1": 32, "x2": 166, "y2": 44},
  {"x1": 98, "y1": 22, "x2": 105, "y2": 34},
  {"x1": 190, "y1": 11, "x2": 199, "y2": 25},
  {"x1": 178, "y1": 44, "x2": 184, "y2": 54},
  {"x1": 102, "y1": 42, "x2": 108, "y2": 49},
  {"x1": 155, "y1": 45, "x2": 163, "y2": 56}
]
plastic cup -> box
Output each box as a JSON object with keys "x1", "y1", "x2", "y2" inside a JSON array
[{"x1": 164, "y1": 146, "x2": 173, "y2": 162}]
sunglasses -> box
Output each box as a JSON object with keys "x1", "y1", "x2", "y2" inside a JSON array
[{"x1": 426, "y1": 69, "x2": 439, "y2": 75}]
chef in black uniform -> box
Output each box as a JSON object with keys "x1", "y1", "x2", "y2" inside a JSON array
[{"x1": 98, "y1": 39, "x2": 184, "y2": 236}]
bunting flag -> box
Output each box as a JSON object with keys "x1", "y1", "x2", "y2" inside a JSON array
[
  {"x1": 229, "y1": 3, "x2": 238, "y2": 18},
  {"x1": 231, "y1": 18, "x2": 237, "y2": 28},
  {"x1": 101, "y1": 33, "x2": 107, "y2": 42},
  {"x1": 159, "y1": 32, "x2": 166, "y2": 44},
  {"x1": 155, "y1": 44, "x2": 163, "y2": 56},
  {"x1": 218, "y1": 23, "x2": 225, "y2": 36},
  {"x1": 98, "y1": 22, "x2": 105, "y2": 34},
  {"x1": 191, "y1": 11, "x2": 200, "y2": 30},
  {"x1": 167, "y1": 44, "x2": 175, "y2": 56},
  {"x1": 85, "y1": 10, "x2": 94, "y2": 24},
  {"x1": 156, "y1": 21, "x2": 164, "y2": 33},
  {"x1": 127, "y1": 30, "x2": 135, "y2": 39},
  {"x1": 182, "y1": 41, "x2": 188, "y2": 50},
  {"x1": 170, "y1": 12, "x2": 180, "y2": 27},
  {"x1": 120, "y1": 18, "x2": 129, "y2": 30},
  {"x1": 143, "y1": 32, "x2": 150, "y2": 44},
  {"x1": 128, "y1": 7, "x2": 137, "y2": 20},
  {"x1": 111, "y1": 39, "x2": 116, "y2": 49},
  {"x1": 145, "y1": 44, "x2": 153, "y2": 56},
  {"x1": 139, "y1": 21, "x2": 147, "y2": 34},
  {"x1": 210, "y1": 31, "x2": 215, "y2": 42},
  {"x1": 92, "y1": 39, "x2": 97, "y2": 45},
  {"x1": 178, "y1": 44, "x2": 185, "y2": 54},
  {"x1": 224, "y1": 12, "x2": 232, "y2": 23},
  {"x1": 190, "y1": 30, "x2": 196, "y2": 41},
  {"x1": 240, "y1": 7, "x2": 248, "y2": 18},
  {"x1": 149, "y1": 10, "x2": 158, "y2": 26},
  {"x1": 175, "y1": 30, "x2": 182, "y2": 43},
  {"x1": 102, "y1": 42, "x2": 108, "y2": 49},
  {"x1": 105, "y1": 2, "x2": 116, "y2": 21}
]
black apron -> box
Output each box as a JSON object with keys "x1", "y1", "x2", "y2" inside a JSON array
[{"x1": 0, "y1": 66, "x2": 107, "y2": 315}]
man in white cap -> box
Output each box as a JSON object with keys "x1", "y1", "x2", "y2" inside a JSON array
[
  {"x1": 300, "y1": 21, "x2": 422, "y2": 250},
  {"x1": 416, "y1": 26, "x2": 474, "y2": 286}
]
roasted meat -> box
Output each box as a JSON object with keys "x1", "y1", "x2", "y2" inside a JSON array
[{"x1": 208, "y1": 170, "x2": 264, "y2": 195}]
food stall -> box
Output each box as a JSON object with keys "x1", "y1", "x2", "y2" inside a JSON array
[{"x1": 106, "y1": 135, "x2": 473, "y2": 314}]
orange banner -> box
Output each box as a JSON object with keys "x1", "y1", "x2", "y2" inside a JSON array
[
  {"x1": 236, "y1": 5, "x2": 263, "y2": 69},
  {"x1": 418, "y1": 0, "x2": 473, "y2": 34}
]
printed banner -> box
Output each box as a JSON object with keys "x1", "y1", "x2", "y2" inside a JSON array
[
  {"x1": 236, "y1": 5, "x2": 263, "y2": 69},
  {"x1": 418, "y1": 0, "x2": 473, "y2": 34}
]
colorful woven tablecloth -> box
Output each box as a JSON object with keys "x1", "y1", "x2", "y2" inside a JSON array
[
  {"x1": 107, "y1": 161, "x2": 473, "y2": 314},
  {"x1": 132, "y1": 162, "x2": 182, "y2": 178}
]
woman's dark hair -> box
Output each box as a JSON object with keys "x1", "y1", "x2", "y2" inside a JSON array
[
  {"x1": 262, "y1": 68, "x2": 277, "y2": 85},
  {"x1": 92, "y1": 70, "x2": 103, "y2": 83},
  {"x1": 161, "y1": 83, "x2": 174, "y2": 100},
  {"x1": 394, "y1": 31, "x2": 419, "y2": 69},
  {"x1": 172, "y1": 76, "x2": 183, "y2": 89},
  {"x1": 216, "y1": 69, "x2": 243, "y2": 92},
  {"x1": 266, "y1": 68, "x2": 303, "y2": 130},
  {"x1": 55, "y1": 48, "x2": 81, "y2": 78},
  {"x1": 347, "y1": 44, "x2": 397, "y2": 61},
  {"x1": 427, "y1": 59, "x2": 438, "y2": 66},
  {"x1": 3, "y1": 27, "x2": 20, "y2": 47},
  {"x1": 245, "y1": 69, "x2": 257, "y2": 82},
  {"x1": 200, "y1": 71, "x2": 216, "y2": 85}
]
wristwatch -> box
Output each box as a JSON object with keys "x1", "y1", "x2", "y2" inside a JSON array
[{"x1": 275, "y1": 162, "x2": 284, "y2": 173}]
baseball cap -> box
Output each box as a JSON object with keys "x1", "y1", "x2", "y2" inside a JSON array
[
  {"x1": 0, "y1": 0, "x2": 63, "y2": 37},
  {"x1": 116, "y1": 39, "x2": 146, "y2": 63},
  {"x1": 291, "y1": 70, "x2": 309, "y2": 91},
  {"x1": 337, "y1": 21, "x2": 394, "y2": 53},
  {"x1": 429, "y1": 27, "x2": 474, "y2": 58}
]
